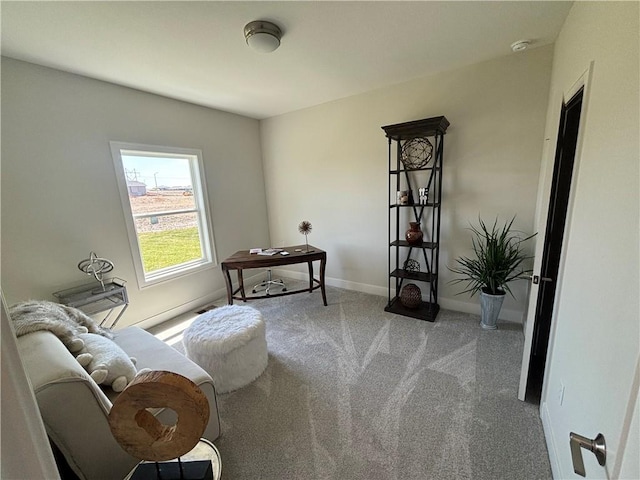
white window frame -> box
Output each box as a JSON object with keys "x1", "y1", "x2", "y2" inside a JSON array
[{"x1": 110, "y1": 141, "x2": 217, "y2": 288}]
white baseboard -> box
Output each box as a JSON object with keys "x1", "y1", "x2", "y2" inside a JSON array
[
  {"x1": 271, "y1": 268, "x2": 388, "y2": 297},
  {"x1": 135, "y1": 269, "x2": 523, "y2": 328},
  {"x1": 133, "y1": 273, "x2": 265, "y2": 330},
  {"x1": 325, "y1": 276, "x2": 388, "y2": 297},
  {"x1": 541, "y1": 401, "x2": 562, "y2": 479},
  {"x1": 438, "y1": 297, "x2": 523, "y2": 323},
  {"x1": 133, "y1": 294, "x2": 220, "y2": 330},
  {"x1": 271, "y1": 268, "x2": 523, "y2": 322}
]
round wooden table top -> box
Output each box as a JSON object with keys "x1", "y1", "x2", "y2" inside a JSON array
[{"x1": 108, "y1": 370, "x2": 210, "y2": 462}]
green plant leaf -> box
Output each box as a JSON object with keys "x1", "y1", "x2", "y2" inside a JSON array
[{"x1": 448, "y1": 215, "x2": 536, "y2": 298}]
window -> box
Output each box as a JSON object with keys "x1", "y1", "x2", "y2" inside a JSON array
[{"x1": 110, "y1": 142, "x2": 216, "y2": 287}]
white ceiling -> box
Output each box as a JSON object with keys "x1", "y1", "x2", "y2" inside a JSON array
[{"x1": 1, "y1": 1, "x2": 573, "y2": 119}]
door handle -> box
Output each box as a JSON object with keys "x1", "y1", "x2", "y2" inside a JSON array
[
  {"x1": 569, "y1": 432, "x2": 606, "y2": 477},
  {"x1": 530, "y1": 275, "x2": 553, "y2": 285}
]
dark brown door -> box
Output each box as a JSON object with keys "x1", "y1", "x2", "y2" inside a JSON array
[{"x1": 525, "y1": 87, "x2": 584, "y2": 402}]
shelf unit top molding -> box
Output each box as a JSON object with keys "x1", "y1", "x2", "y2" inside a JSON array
[{"x1": 381, "y1": 115, "x2": 450, "y2": 140}]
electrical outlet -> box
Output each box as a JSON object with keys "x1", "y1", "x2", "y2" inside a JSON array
[{"x1": 558, "y1": 382, "x2": 565, "y2": 406}]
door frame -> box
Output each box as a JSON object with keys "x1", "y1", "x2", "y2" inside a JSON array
[
  {"x1": 612, "y1": 355, "x2": 640, "y2": 478},
  {"x1": 525, "y1": 84, "x2": 583, "y2": 401},
  {"x1": 518, "y1": 62, "x2": 594, "y2": 403}
]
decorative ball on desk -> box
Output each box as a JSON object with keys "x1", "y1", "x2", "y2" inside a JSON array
[{"x1": 298, "y1": 220, "x2": 314, "y2": 252}]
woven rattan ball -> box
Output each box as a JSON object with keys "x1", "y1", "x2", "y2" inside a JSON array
[
  {"x1": 401, "y1": 137, "x2": 433, "y2": 169},
  {"x1": 400, "y1": 283, "x2": 422, "y2": 309}
]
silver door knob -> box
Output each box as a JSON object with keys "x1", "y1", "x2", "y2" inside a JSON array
[{"x1": 569, "y1": 432, "x2": 606, "y2": 477}]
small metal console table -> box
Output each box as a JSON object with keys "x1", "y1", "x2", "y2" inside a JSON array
[{"x1": 53, "y1": 277, "x2": 129, "y2": 329}]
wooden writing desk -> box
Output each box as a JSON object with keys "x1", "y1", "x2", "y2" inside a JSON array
[{"x1": 221, "y1": 245, "x2": 327, "y2": 306}]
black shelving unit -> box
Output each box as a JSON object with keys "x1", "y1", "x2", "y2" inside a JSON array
[{"x1": 382, "y1": 116, "x2": 450, "y2": 322}]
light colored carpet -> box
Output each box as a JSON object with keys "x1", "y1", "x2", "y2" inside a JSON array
[{"x1": 173, "y1": 282, "x2": 551, "y2": 480}]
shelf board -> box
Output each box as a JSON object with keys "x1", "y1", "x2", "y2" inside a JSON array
[
  {"x1": 389, "y1": 203, "x2": 440, "y2": 209},
  {"x1": 53, "y1": 280, "x2": 126, "y2": 306},
  {"x1": 390, "y1": 269, "x2": 436, "y2": 283},
  {"x1": 384, "y1": 297, "x2": 439, "y2": 322},
  {"x1": 78, "y1": 295, "x2": 127, "y2": 316},
  {"x1": 390, "y1": 240, "x2": 437, "y2": 249},
  {"x1": 390, "y1": 166, "x2": 440, "y2": 174},
  {"x1": 382, "y1": 116, "x2": 450, "y2": 139},
  {"x1": 53, "y1": 278, "x2": 128, "y2": 318}
]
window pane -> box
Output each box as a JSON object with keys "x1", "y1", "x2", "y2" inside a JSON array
[
  {"x1": 135, "y1": 212, "x2": 203, "y2": 273},
  {"x1": 111, "y1": 142, "x2": 215, "y2": 287},
  {"x1": 122, "y1": 155, "x2": 196, "y2": 214},
  {"x1": 129, "y1": 190, "x2": 196, "y2": 215},
  {"x1": 133, "y1": 211, "x2": 199, "y2": 235}
]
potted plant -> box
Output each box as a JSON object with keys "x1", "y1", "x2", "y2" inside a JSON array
[{"x1": 449, "y1": 216, "x2": 536, "y2": 329}]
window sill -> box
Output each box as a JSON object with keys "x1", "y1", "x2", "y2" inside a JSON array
[{"x1": 137, "y1": 260, "x2": 216, "y2": 289}]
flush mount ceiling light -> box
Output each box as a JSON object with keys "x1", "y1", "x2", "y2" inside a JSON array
[
  {"x1": 511, "y1": 40, "x2": 531, "y2": 52},
  {"x1": 244, "y1": 20, "x2": 282, "y2": 53}
]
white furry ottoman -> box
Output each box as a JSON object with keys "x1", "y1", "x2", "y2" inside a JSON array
[{"x1": 182, "y1": 305, "x2": 267, "y2": 394}]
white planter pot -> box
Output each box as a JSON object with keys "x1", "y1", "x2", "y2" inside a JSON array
[{"x1": 479, "y1": 290, "x2": 505, "y2": 330}]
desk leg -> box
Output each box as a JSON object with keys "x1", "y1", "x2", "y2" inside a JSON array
[
  {"x1": 320, "y1": 256, "x2": 328, "y2": 306},
  {"x1": 223, "y1": 269, "x2": 234, "y2": 305},
  {"x1": 307, "y1": 261, "x2": 314, "y2": 292},
  {"x1": 237, "y1": 270, "x2": 246, "y2": 302}
]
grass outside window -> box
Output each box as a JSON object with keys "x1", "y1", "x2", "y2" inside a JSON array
[{"x1": 139, "y1": 227, "x2": 202, "y2": 272}]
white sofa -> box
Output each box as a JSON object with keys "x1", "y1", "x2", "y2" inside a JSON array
[{"x1": 17, "y1": 326, "x2": 221, "y2": 480}]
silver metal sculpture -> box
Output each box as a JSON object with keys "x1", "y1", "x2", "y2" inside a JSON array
[{"x1": 78, "y1": 252, "x2": 114, "y2": 292}]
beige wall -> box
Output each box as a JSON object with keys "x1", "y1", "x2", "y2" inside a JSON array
[
  {"x1": 1, "y1": 58, "x2": 270, "y2": 328},
  {"x1": 261, "y1": 46, "x2": 553, "y2": 320},
  {"x1": 533, "y1": 2, "x2": 639, "y2": 478}
]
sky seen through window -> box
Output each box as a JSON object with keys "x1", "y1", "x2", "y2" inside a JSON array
[{"x1": 122, "y1": 155, "x2": 193, "y2": 189}]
